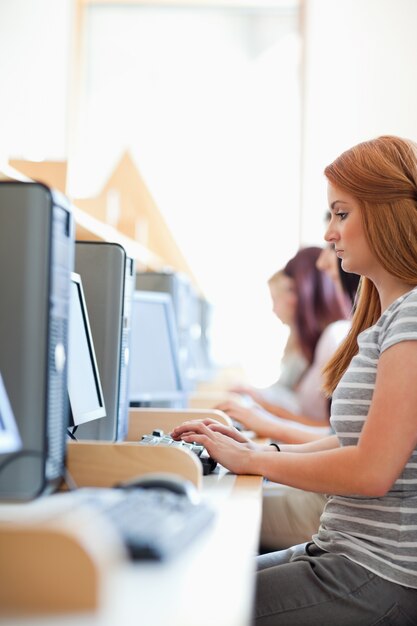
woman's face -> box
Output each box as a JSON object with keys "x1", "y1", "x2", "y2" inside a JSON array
[
  {"x1": 269, "y1": 274, "x2": 297, "y2": 325},
  {"x1": 325, "y1": 182, "x2": 377, "y2": 278},
  {"x1": 316, "y1": 245, "x2": 340, "y2": 287}
]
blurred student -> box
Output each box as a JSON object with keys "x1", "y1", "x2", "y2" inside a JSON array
[
  {"x1": 231, "y1": 245, "x2": 357, "y2": 413},
  {"x1": 218, "y1": 246, "x2": 359, "y2": 439},
  {"x1": 171, "y1": 135, "x2": 417, "y2": 624},
  {"x1": 253, "y1": 268, "x2": 310, "y2": 411},
  {"x1": 260, "y1": 245, "x2": 360, "y2": 551}
]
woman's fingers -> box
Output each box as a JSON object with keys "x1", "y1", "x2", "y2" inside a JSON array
[
  {"x1": 171, "y1": 419, "x2": 214, "y2": 440},
  {"x1": 207, "y1": 422, "x2": 248, "y2": 443},
  {"x1": 216, "y1": 400, "x2": 239, "y2": 412}
]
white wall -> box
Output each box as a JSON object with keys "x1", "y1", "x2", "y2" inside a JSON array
[
  {"x1": 3, "y1": 0, "x2": 417, "y2": 384},
  {"x1": 300, "y1": 0, "x2": 417, "y2": 246},
  {"x1": 77, "y1": 5, "x2": 302, "y2": 384},
  {"x1": 0, "y1": 0, "x2": 73, "y2": 163},
  {"x1": 0, "y1": 1, "x2": 301, "y2": 386}
]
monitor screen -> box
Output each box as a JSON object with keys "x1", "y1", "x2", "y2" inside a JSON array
[
  {"x1": 128, "y1": 291, "x2": 185, "y2": 404},
  {"x1": 67, "y1": 273, "x2": 106, "y2": 426},
  {"x1": 0, "y1": 372, "x2": 21, "y2": 455}
]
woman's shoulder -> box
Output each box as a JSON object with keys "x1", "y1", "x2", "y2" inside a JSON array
[
  {"x1": 376, "y1": 285, "x2": 417, "y2": 331},
  {"x1": 313, "y1": 320, "x2": 351, "y2": 364},
  {"x1": 395, "y1": 284, "x2": 417, "y2": 309},
  {"x1": 378, "y1": 285, "x2": 417, "y2": 352},
  {"x1": 320, "y1": 319, "x2": 351, "y2": 344}
]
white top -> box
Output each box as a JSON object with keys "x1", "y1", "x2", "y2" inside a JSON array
[
  {"x1": 297, "y1": 320, "x2": 351, "y2": 422},
  {"x1": 261, "y1": 352, "x2": 309, "y2": 412}
]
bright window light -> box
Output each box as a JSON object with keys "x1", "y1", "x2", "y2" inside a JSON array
[{"x1": 74, "y1": 3, "x2": 301, "y2": 387}]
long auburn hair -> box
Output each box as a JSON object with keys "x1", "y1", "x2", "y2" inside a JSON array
[
  {"x1": 322, "y1": 135, "x2": 417, "y2": 395},
  {"x1": 280, "y1": 246, "x2": 349, "y2": 364}
]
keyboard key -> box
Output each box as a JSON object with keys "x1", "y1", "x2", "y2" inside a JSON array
[{"x1": 139, "y1": 430, "x2": 217, "y2": 475}]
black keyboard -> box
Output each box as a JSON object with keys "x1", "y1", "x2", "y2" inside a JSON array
[
  {"x1": 139, "y1": 429, "x2": 218, "y2": 475},
  {"x1": 72, "y1": 487, "x2": 215, "y2": 561}
]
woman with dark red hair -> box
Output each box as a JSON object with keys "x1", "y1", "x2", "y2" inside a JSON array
[
  {"x1": 172, "y1": 136, "x2": 417, "y2": 624},
  {"x1": 217, "y1": 246, "x2": 359, "y2": 437}
]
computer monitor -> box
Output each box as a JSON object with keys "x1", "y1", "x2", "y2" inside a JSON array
[
  {"x1": 198, "y1": 296, "x2": 215, "y2": 374},
  {"x1": 187, "y1": 295, "x2": 216, "y2": 381},
  {"x1": 0, "y1": 373, "x2": 21, "y2": 455},
  {"x1": 128, "y1": 291, "x2": 186, "y2": 407},
  {"x1": 67, "y1": 272, "x2": 106, "y2": 428},
  {"x1": 135, "y1": 271, "x2": 196, "y2": 390},
  {"x1": 75, "y1": 242, "x2": 135, "y2": 442}
]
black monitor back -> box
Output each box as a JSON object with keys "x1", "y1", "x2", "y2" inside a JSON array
[
  {"x1": 0, "y1": 181, "x2": 73, "y2": 500},
  {"x1": 74, "y1": 242, "x2": 135, "y2": 441}
]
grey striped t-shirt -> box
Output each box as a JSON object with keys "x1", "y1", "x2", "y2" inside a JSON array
[{"x1": 314, "y1": 285, "x2": 417, "y2": 589}]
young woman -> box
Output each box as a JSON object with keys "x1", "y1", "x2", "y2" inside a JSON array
[
  {"x1": 219, "y1": 246, "x2": 360, "y2": 442},
  {"x1": 258, "y1": 268, "x2": 310, "y2": 408},
  {"x1": 230, "y1": 247, "x2": 352, "y2": 418},
  {"x1": 171, "y1": 136, "x2": 417, "y2": 624},
  {"x1": 260, "y1": 246, "x2": 360, "y2": 551}
]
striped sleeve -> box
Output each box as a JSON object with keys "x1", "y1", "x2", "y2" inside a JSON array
[{"x1": 380, "y1": 293, "x2": 417, "y2": 353}]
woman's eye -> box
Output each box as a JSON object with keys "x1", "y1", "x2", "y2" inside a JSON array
[{"x1": 336, "y1": 212, "x2": 347, "y2": 220}]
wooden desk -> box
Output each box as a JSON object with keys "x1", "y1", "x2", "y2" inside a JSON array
[{"x1": 0, "y1": 467, "x2": 263, "y2": 626}]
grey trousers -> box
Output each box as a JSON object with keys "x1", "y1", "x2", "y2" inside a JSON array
[{"x1": 252, "y1": 542, "x2": 417, "y2": 625}]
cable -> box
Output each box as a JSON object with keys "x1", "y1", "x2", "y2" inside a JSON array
[
  {"x1": 0, "y1": 448, "x2": 68, "y2": 492},
  {"x1": 66, "y1": 427, "x2": 78, "y2": 441}
]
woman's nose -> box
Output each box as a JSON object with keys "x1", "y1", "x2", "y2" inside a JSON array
[{"x1": 324, "y1": 220, "x2": 338, "y2": 244}]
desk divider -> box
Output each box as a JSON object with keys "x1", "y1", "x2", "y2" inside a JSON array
[
  {"x1": 0, "y1": 499, "x2": 125, "y2": 615},
  {"x1": 66, "y1": 440, "x2": 203, "y2": 489},
  {"x1": 66, "y1": 408, "x2": 231, "y2": 490},
  {"x1": 126, "y1": 407, "x2": 231, "y2": 441},
  {"x1": 187, "y1": 390, "x2": 245, "y2": 409},
  {"x1": 0, "y1": 410, "x2": 232, "y2": 616}
]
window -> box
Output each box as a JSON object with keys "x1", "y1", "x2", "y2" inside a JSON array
[{"x1": 75, "y1": 2, "x2": 302, "y2": 385}]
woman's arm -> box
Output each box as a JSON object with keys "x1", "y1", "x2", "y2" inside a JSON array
[
  {"x1": 205, "y1": 419, "x2": 337, "y2": 450},
  {"x1": 248, "y1": 397, "x2": 330, "y2": 427},
  {"x1": 175, "y1": 342, "x2": 417, "y2": 497},
  {"x1": 277, "y1": 434, "x2": 339, "y2": 453},
  {"x1": 253, "y1": 323, "x2": 350, "y2": 427},
  {"x1": 173, "y1": 418, "x2": 337, "y2": 451},
  {"x1": 215, "y1": 400, "x2": 330, "y2": 438}
]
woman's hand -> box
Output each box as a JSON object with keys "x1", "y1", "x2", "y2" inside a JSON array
[
  {"x1": 170, "y1": 419, "x2": 258, "y2": 475},
  {"x1": 229, "y1": 384, "x2": 253, "y2": 395},
  {"x1": 229, "y1": 384, "x2": 263, "y2": 404},
  {"x1": 215, "y1": 400, "x2": 279, "y2": 438},
  {"x1": 172, "y1": 417, "x2": 249, "y2": 443}
]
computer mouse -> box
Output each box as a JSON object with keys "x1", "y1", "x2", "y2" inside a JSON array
[{"x1": 116, "y1": 472, "x2": 200, "y2": 504}]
